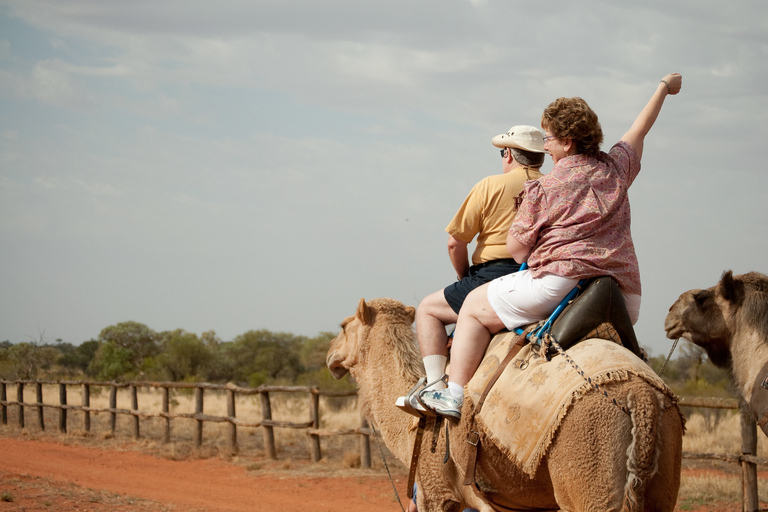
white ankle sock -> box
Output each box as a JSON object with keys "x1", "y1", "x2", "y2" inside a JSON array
[
  {"x1": 447, "y1": 381, "x2": 464, "y2": 400},
  {"x1": 423, "y1": 355, "x2": 447, "y2": 389}
]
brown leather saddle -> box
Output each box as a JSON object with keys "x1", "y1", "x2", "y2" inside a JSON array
[{"x1": 544, "y1": 275, "x2": 644, "y2": 360}]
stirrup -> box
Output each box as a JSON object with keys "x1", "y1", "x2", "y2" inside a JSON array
[
  {"x1": 396, "y1": 377, "x2": 431, "y2": 418},
  {"x1": 396, "y1": 377, "x2": 438, "y2": 418}
]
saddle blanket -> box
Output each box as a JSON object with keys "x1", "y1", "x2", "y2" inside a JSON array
[{"x1": 466, "y1": 332, "x2": 675, "y2": 477}]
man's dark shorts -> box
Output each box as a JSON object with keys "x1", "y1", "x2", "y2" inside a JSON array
[{"x1": 443, "y1": 259, "x2": 521, "y2": 314}]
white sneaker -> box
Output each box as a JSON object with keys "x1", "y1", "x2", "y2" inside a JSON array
[{"x1": 418, "y1": 388, "x2": 462, "y2": 421}]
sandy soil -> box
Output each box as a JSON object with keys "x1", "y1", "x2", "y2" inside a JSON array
[
  {"x1": 0, "y1": 437, "x2": 762, "y2": 512},
  {"x1": 0, "y1": 438, "x2": 411, "y2": 512}
]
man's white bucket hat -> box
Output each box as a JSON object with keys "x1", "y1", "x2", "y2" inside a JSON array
[{"x1": 491, "y1": 125, "x2": 545, "y2": 153}]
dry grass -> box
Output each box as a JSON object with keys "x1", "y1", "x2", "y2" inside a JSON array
[
  {"x1": 676, "y1": 472, "x2": 768, "y2": 511},
  {"x1": 683, "y1": 409, "x2": 768, "y2": 458},
  {"x1": 679, "y1": 474, "x2": 744, "y2": 502},
  {"x1": 677, "y1": 410, "x2": 768, "y2": 509}
]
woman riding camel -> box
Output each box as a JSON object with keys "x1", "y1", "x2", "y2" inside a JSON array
[{"x1": 419, "y1": 73, "x2": 683, "y2": 420}]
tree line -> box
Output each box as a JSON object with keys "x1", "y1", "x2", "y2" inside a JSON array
[
  {"x1": 0, "y1": 321, "x2": 352, "y2": 393},
  {"x1": 646, "y1": 341, "x2": 736, "y2": 399},
  {"x1": 1, "y1": 322, "x2": 735, "y2": 401}
]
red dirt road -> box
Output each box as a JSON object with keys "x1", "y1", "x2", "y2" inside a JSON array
[
  {"x1": 0, "y1": 437, "x2": 761, "y2": 512},
  {"x1": 0, "y1": 438, "x2": 410, "y2": 511}
]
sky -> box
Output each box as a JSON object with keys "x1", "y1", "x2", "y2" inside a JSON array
[{"x1": 1, "y1": 0, "x2": 767, "y2": 357}]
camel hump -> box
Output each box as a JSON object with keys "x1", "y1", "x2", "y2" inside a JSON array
[{"x1": 548, "y1": 276, "x2": 644, "y2": 359}]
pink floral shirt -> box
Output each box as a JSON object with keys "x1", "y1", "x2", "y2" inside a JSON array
[{"x1": 509, "y1": 141, "x2": 642, "y2": 295}]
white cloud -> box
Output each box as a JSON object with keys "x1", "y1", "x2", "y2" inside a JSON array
[
  {"x1": 74, "y1": 180, "x2": 122, "y2": 197},
  {"x1": 32, "y1": 175, "x2": 61, "y2": 189},
  {"x1": 30, "y1": 60, "x2": 77, "y2": 102}
]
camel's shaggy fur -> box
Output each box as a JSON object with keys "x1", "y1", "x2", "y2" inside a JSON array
[
  {"x1": 328, "y1": 298, "x2": 684, "y2": 511},
  {"x1": 665, "y1": 270, "x2": 768, "y2": 433}
]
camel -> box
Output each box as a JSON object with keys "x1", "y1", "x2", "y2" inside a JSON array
[
  {"x1": 665, "y1": 270, "x2": 768, "y2": 435},
  {"x1": 327, "y1": 297, "x2": 684, "y2": 512}
]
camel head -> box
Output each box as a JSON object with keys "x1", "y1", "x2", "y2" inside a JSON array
[
  {"x1": 326, "y1": 298, "x2": 417, "y2": 381},
  {"x1": 665, "y1": 270, "x2": 768, "y2": 368}
]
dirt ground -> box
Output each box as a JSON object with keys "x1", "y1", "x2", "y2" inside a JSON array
[
  {"x1": 0, "y1": 437, "x2": 762, "y2": 512},
  {"x1": 0, "y1": 437, "x2": 411, "y2": 512}
]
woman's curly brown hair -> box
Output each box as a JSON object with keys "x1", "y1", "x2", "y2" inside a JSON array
[{"x1": 541, "y1": 97, "x2": 603, "y2": 158}]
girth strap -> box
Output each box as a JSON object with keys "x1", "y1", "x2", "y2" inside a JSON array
[
  {"x1": 407, "y1": 416, "x2": 427, "y2": 499},
  {"x1": 430, "y1": 416, "x2": 443, "y2": 454},
  {"x1": 463, "y1": 336, "x2": 527, "y2": 486}
]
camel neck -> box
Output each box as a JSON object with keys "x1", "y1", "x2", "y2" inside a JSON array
[
  {"x1": 730, "y1": 329, "x2": 768, "y2": 416},
  {"x1": 353, "y1": 346, "x2": 420, "y2": 464}
]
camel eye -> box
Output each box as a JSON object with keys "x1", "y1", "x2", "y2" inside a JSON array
[{"x1": 694, "y1": 290, "x2": 711, "y2": 307}]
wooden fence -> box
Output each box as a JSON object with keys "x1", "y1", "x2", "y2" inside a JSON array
[
  {"x1": 1, "y1": 380, "x2": 766, "y2": 509},
  {"x1": 679, "y1": 396, "x2": 766, "y2": 512},
  {"x1": 0, "y1": 379, "x2": 373, "y2": 467}
]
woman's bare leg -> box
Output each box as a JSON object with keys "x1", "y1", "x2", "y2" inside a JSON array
[{"x1": 448, "y1": 283, "x2": 506, "y2": 386}]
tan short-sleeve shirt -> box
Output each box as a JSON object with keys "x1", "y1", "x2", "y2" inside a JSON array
[{"x1": 446, "y1": 166, "x2": 543, "y2": 266}]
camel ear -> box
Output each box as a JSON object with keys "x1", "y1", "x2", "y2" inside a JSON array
[
  {"x1": 404, "y1": 306, "x2": 416, "y2": 325},
  {"x1": 357, "y1": 298, "x2": 373, "y2": 325},
  {"x1": 720, "y1": 270, "x2": 743, "y2": 304}
]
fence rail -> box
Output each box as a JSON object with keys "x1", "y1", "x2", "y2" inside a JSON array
[
  {"x1": 0, "y1": 380, "x2": 765, "y2": 509},
  {"x1": 0, "y1": 379, "x2": 369, "y2": 466}
]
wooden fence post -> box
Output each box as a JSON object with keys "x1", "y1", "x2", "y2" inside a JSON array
[
  {"x1": 58, "y1": 383, "x2": 67, "y2": 433},
  {"x1": 162, "y1": 386, "x2": 170, "y2": 444},
  {"x1": 260, "y1": 390, "x2": 276, "y2": 459},
  {"x1": 740, "y1": 399, "x2": 759, "y2": 512},
  {"x1": 130, "y1": 385, "x2": 140, "y2": 439},
  {"x1": 36, "y1": 382, "x2": 45, "y2": 431},
  {"x1": 194, "y1": 386, "x2": 203, "y2": 448},
  {"x1": 109, "y1": 384, "x2": 117, "y2": 435},
  {"x1": 308, "y1": 389, "x2": 321, "y2": 462},
  {"x1": 227, "y1": 387, "x2": 237, "y2": 453},
  {"x1": 0, "y1": 382, "x2": 6, "y2": 425},
  {"x1": 17, "y1": 382, "x2": 24, "y2": 429},
  {"x1": 360, "y1": 416, "x2": 371, "y2": 469},
  {"x1": 82, "y1": 383, "x2": 90, "y2": 432}
]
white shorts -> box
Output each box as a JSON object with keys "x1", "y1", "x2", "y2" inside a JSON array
[
  {"x1": 487, "y1": 270, "x2": 642, "y2": 330},
  {"x1": 622, "y1": 292, "x2": 641, "y2": 325}
]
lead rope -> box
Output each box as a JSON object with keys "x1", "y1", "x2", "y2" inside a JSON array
[
  {"x1": 370, "y1": 421, "x2": 407, "y2": 512},
  {"x1": 659, "y1": 338, "x2": 680, "y2": 376}
]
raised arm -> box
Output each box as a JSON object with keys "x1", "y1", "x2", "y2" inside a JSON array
[{"x1": 620, "y1": 73, "x2": 682, "y2": 160}]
